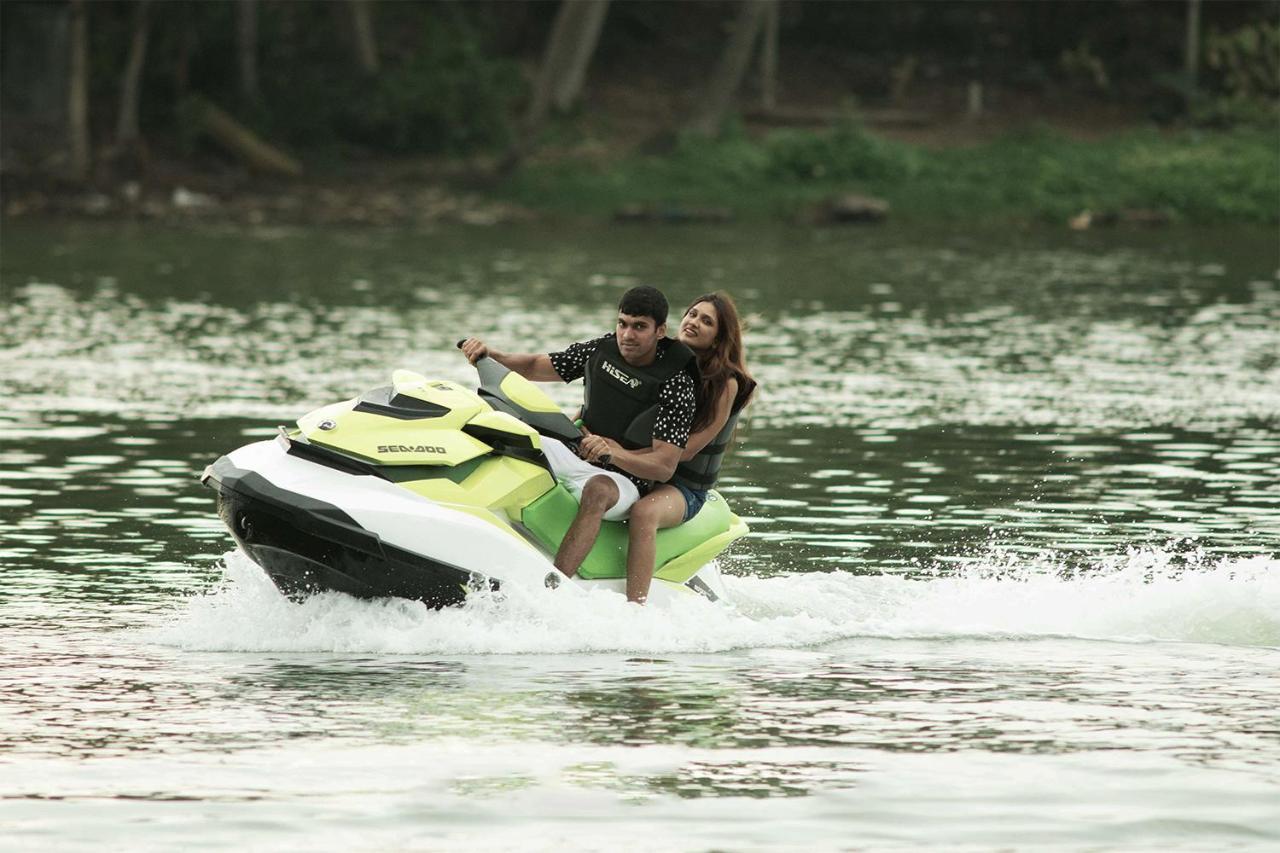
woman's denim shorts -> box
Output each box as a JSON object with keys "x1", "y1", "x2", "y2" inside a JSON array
[{"x1": 672, "y1": 482, "x2": 708, "y2": 522}]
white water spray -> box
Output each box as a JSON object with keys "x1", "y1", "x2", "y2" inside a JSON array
[{"x1": 146, "y1": 546, "x2": 1280, "y2": 654}]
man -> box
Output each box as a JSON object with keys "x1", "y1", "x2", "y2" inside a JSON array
[{"x1": 460, "y1": 286, "x2": 697, "y2": 602}]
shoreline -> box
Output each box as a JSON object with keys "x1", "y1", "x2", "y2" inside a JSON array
[{"x1": 3, "y1": 125, "x2": 1276, "y2": 230}]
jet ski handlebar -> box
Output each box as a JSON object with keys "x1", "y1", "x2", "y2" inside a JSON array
[{"x1": 455, "y1": 339, "x2": 588, "y2": 454}]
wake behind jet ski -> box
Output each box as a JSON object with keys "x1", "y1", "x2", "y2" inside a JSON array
[{"x1": 202, "y1": 356, "x2": 748, "y2": 607}]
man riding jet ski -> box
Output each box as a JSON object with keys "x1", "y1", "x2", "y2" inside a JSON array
[
  {"x1": 202, "y1": 288, "x2": 748, "y2": 608},
  {"x1": 459, "y1": 285, "x2": 705, "y2": 602}
]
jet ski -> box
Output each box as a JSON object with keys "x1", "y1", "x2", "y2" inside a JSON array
[{"x1": 201, "y1": 355, "x2": 748, "y2": 607}]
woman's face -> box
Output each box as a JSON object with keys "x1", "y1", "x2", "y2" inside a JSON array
[{"x1": 679, "y1": 301, "x2": 720, "y2": 352}]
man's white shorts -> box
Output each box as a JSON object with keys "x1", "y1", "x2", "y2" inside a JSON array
[{"x1": 540, "y1": 437, "x2": 640, "y2": 522}]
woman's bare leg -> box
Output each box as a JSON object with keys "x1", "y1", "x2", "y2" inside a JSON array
[{"x1": 625, "y1": 485, "x2": 688, "y2": 603}]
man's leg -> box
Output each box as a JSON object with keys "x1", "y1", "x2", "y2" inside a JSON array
[
  {"x1": 625, "y1": 485, "x2": 688, "y2": 604},
  {"x1": 554, "y1": 475, "x2": 619, "y2": 577}
]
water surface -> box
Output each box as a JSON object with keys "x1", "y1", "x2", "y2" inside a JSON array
[{"x1": 2, "y1": 220, "x2": 1278, "y2": 850}]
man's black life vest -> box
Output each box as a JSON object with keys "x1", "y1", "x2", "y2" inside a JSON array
[
  {"x1": 669, "y1": 402, "x2": 744, "y2": 492},
  {"x1": 582, "y1": 335, "x2": 696, "y2": 450}
]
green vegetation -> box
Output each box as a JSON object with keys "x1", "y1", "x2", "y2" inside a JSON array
[
  {"x1": 1198, "y1": 20, "x2": 1280, "y2": 128},
  {"x1": 504, "y1": 123, "x2": 1280, "y2": 224},
  {"x1": 267, "y1": 15, "x2": 522, "y2": 155},
  {"x1": 185, "y1": 5, "x2": 523, "y2": 156},
  {"x1": 4, "y1": 1, "x2": 1276, "y2": 226}
]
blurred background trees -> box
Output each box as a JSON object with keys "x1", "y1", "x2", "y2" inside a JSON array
[{"x1": 0, "y1": 0, "x2": 1275, "y2": 183}]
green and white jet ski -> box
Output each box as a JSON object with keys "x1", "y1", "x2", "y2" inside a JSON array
[{"x1": 202, "y1": 356, "x2": 748, "y2": 607}]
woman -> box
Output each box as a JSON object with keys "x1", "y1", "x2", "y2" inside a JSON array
[{"x1": 624, "y1": 291, "x2": 756, "y2": 603}]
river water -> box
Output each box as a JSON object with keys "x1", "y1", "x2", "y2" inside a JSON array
[{"x1": 2, "y1": 220, "x2": 1278, "y2": 850}]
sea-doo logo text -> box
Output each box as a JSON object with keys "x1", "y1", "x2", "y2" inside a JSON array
[
  {"x1": 377, "y1": 444, "x2": 447, "y2": 454},
  {"x1": 602, "y1": 361, "x2": 641, "y2": 388}
]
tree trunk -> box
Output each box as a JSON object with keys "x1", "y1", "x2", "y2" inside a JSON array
[
  {"x1": 116, "y1": 0, "x2": 151, "y2": 147},
  {"x1": 759, "y1": 0, "x2": 779, "y2": 111},
  {"x1": 1184, "y1": 0, "x2": 1202, "y2": 110},
  {"x1": 68, "y1": 0, "x2": 91, "y2": 180},
  {"x1": 500, "y1": 0, "x2": 610, "y2": 175},
  {"x1": 183, "y1": 97, "x2": 303, "y2": 177},
  {"x1": 966, "y1": 80, "x2": 984, "y2": 121},
  {"x1": 174, "y1": 11, "x2": 195, "y2": 95},
  {"x1": 525, "y1": 1, "x2": 587, "y2": 132},
  {"x1": 350, "y1": 0, "x2": 379, "y2": 76},
  {"x1": 686, "y1": 0, "x2": 771, "y2": 137},
  {"x1": 551, "y1": 0, "x2": 609, "y2": 113},
  {"x1": 237, "y1": 0, "x2": 260, "y2": 103}
]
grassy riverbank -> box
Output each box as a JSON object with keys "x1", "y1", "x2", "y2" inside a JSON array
[
  {"x1": 4, "y1": 124, "x2": 1274, "y2": 230},
  {"x1": 503, "y1": 124, "x2": 1279, "y2": 225}
]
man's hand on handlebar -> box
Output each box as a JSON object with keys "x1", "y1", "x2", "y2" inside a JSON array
[
  {"x1": 579, "y1": 433, "x2": 619, "y2": 465},
  {"x1": 459, "y1": 338, "x2": 489, "y2": 365}
]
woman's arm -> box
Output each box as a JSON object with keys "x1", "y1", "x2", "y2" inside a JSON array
[{"x1": 680, "y1": 378, "x2": 738, "y2": 462}]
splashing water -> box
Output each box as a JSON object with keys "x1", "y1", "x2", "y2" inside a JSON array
[{"x1": 145, "y1": 547, "x2": 1280, "y2": 655}]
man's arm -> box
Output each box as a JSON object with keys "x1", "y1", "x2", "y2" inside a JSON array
[
  {"x1": 581, "y1": 437, "x2": 683, "y2": 483},
  {"x1": 578, "y1": 367, "x2": 697, "y2": 482},
  {"x1": 460, "y1": 338, "x2": 561, "y2": 382}
]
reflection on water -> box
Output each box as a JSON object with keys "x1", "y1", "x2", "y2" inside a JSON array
[
  {"x1": 569, "y1": 757, "x2": 866, "y2": 800},
  {"x1": 732, "y1": 424, "x2": 1280, "y2": 570},
  {"x1": 4, "y1": 633, "x2": 1277, "y2": 797},
  {"x1": 3, "y1": 274, "x2": 1278, "y2": 433},
  {"x1": 3, "y1": 222, "x2": 1278, "y2": 431},
  {"x1": 0, "y1": 414, "x2": 1274, "y2": 589},
  {"x1": 1, "y1": 221, "x2": 1278, "y2": 847}
]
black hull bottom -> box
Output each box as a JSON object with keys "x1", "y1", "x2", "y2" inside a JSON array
[{"x1": 208, "y1": 456, "x2": 491, "y2": 608}]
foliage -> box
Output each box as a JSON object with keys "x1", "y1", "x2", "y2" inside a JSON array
[
  {"x1": 1207, "y1": 21, "x2": 1280, "y2": 101},
  {"x1": 333, "y1": 17, "x2": 522, "y2": 154},
  {"x1": 1058, "y1": 41, "x2": 1110, "y2": 92},
  {"x1": 1199, "y1": 20, "x2": 1280, "y2": 128},
  {"x1": 4, "y1": 0, "x2": 1277, "y2": 215},
  {"x1": 762, "y1": 120, "x2": 922, "y2": 182},
  {"x1": 914, "y1": 127, "x2": 1279, "y2": 223},
  {"x1": 250, "y1": 9, "x2": 521, "y2": 155},
  {"x1": 113, "y1": 2, "x2": 519, "y2": 157},
  {"x1": 518, "y1": 120, "x2": 923, "y2": 208},
  {"x1": 505, "y1": 125, "x2": 1280, "y2": 225}
]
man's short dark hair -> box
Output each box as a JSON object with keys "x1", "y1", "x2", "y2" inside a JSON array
[{"x1": 618, "y1": 285, "x2": 668, "y2": 327}]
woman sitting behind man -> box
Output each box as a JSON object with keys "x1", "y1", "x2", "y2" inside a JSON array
[{"x1": 584, "y1": 291, "x2": 756, "y2": 602}]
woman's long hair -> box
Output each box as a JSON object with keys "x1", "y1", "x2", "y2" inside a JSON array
[{"x1": 685, "y1": 291, "x2": 757, "y2": 435}]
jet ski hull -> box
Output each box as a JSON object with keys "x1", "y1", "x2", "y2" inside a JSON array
[{"x1": 207, "y1": 451, "x2": 487, "y2": 608}]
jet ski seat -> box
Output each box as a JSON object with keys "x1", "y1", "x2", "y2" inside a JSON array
[{"x1": 520, "y1": 484, "x2": 741, "y2": 582}]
